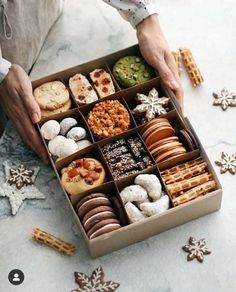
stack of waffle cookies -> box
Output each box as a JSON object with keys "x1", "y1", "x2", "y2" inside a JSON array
[{"x1": 161, "y1": 157, "x2": 217, "y2": 206}]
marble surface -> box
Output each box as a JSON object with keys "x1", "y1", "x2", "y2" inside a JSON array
[{"x1": 1, "y1": 0, "x2": 236, "y2": 291}]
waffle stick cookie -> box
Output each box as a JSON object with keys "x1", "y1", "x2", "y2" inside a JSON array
[
  {"x1": 162, "y1": 162, "x2": 207, "y2": 184},
  {"x1": 172, "y1": 51, "x2": 182, "y2": 75},
  {"x1": 32, "y1": 228, "x2": 76, "y2": 255},
  {"x1": 161, "y1": 157, "x2": 203, "y2": 176},
  {"x1": 179, "y1": 48, "x2": 204, "y2": 87},
  {"x1": 167, "y1": 173, "x2": 213, "y2": 197},
  {"x1": 172, "y1": 180, "x2": 217, "y2": 206}
]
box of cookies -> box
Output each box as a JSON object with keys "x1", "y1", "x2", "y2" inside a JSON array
[{"x1": 32, "y1": 44, "x2": 222, "y2": 257}]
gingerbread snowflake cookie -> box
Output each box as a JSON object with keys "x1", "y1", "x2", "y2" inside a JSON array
[
  {"x1": 182, "y1": 237, "x2": 211, "y2": 263},
  {"x1": 133, "y1": 88, "x2": 169, "y2": 122},
  {"x1": 215, "y1": 152, "x2": 236, "y2": 175},
  {"x1": 72, "y1": 266, "x2": 120, "y2": 292},
  {"x1": 7, "y1": 164, "x2": 34, "y2": 189},
  {"x1": 0, "y1": 161, "x2": 45, "y2": 215},
  {"x1": 213, "y1": 88, "x2": 236, "y2": 111}
]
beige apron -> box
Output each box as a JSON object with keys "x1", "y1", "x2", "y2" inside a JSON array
[{"x1": 0, "y1": 0, "x2": 63, "y2": 134}]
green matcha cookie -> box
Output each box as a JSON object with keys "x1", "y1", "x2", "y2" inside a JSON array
[{"x1": 113, "y1": 56, "x2": 155, "y2": 88}]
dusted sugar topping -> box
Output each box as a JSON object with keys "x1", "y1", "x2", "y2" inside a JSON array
[{"x1": 88, "y1": 100, "x2": 130, "y2": 139}]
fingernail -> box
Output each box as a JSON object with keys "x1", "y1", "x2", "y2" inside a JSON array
[
  {"x1": 170, "y1": 80, "x2": 180, "y2": 90},
  {"x1": 32, "y1": 112, "x2": 40, "y2": 123}
]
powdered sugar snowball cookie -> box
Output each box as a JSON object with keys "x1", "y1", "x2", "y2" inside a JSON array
[
  {"x1": 120, "y1": 185, "x2": 148, "y2": 204},
  {"x1": 125, "y1": 202, "x2": 147, "y2": 223},
  {"x1": 139, "y1": 195, "x2": 170, "y2": 217},
  {"x1": 56, "y1": 138, "x2": 78, "y2": 158},
  {"x1": 59, "y1": 117, "x2": 78, "y2": 136},
  {"x1": 66, "y1": 127, "x2": 86, "y2": 142},
  {"x1": 40, "y1": 120, "x2": 60, "y2": 140},
  {"x1": 135, "y1": 174, "x2": 162, "y2": 201},
  {"x1": 48, "y1": 135, "x2": 78, "y2": 158},
  {"x1": 76, "y1": 139, "x2": 92, "y2": 150}
]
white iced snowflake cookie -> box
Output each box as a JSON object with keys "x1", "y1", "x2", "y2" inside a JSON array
[
  {"x1": 60, "y1": 117, "x2": 78, "y2": 136},
  {"x1": 48, "y1": 135, "x2": 78, "y2": 158},
  {"x1": 120, "y1": 185, "x2": 147, "y2": 204},
  {"x1": 140, "y1": 195, "x2": 170, "y2": 217},
  {"x1": 135, "y1": 174, "x2": 162, "y2": 201},
  {"x1": 76, "y1": 139, "x2": 92, "y2": 150},
  {"x1": 40, "y1": 120, "x2": 60, "y2": 140},
  {"x1": 125, "y1": 202, "x2": 147, "y2": 223},
  {"x1": 66, "y1": 127, "x2": 86, "y2": 141}
]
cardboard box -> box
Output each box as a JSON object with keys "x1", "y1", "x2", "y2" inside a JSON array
[{"x1": 33, "y1": 45, "x2": 222, "y2": 257}]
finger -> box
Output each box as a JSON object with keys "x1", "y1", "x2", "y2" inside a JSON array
[
  {"x1": 20, "y1": 90, "x2": 41, "y2": 124},
  {"x1": 165, "y1": 53, "x2": 184, "y2": 109},
  {"x1": 12, "y1": 110, "x2": 49, "y2": 164},
  {"x1": 155, "y1": 58, "x2": 180, "y2": 92}
]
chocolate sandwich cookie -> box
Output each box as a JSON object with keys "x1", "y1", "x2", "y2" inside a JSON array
[
  {"x1": 177, "y1": 129, "x2": 198, "y2": 152},
  {"x1": 113, "y1": 56, "x2": 155, "y2": 88},
  {"x1": 76, "y1": 192, "x2": 122, "y2": 240},
  {"x1": 76, "y1": 193, "x2": 111, "y2": 219}
]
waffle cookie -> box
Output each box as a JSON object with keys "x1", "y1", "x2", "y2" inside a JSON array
[
  {"x1": 179, "y1": 48, "x2": 204, "y2": 87},
  {"x1": 113, "y1": 56, "x2": 155, "y2": 88},
  {"x1": 161, "y1": 157, "x2": 217, "y2": 206},
  {"x1": 172, "y1": 51, "x2": 182, "y2": 75}
]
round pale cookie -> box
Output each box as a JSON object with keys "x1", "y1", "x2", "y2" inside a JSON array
[
  {"x1": 141, "y1": 118, "x2": 169, "y2": 135},
  {"x1": 48, "y1": 135, "x2": 78, "y2": 158},
  {"x1": 60, "y1": 117, "x2": 78, "y2": 136},
  {"x1": 148, "y1": 136, "x2": 179, "y2": 152},
  {"x1": 76, "y1": 140, "x2": 92, "y2": 151},
  {"x1": 34, "y1": 81, "x2": 70, "y2": 110},
  {"x1": 89, "y1": 222, "x2": 121, "y2": 240},
  {"x1": 113, "y1": 56, "x2": 155, "y2": 88},
  {"x1": 141, "y1": 119, "x2": 172, "y2": 141},
  {"x1": 40, "y1": 120, "x2": 60, "y2": 140},
  {"x1": 40, "y1": 99, "x2": 71, "y2": 118},
  {"x1": 87, "y1": 218, "x2": 120, "y2": 239},
  {"x1": 77, "y1": 193, "x2": 111, "y2": 219},
  {"x1": 66, "y1": 127, "x2": 87, "y2": 141},
  {"x1": 150, "y1": 141, "x2": 183, "y2": 157},
  {"x1": 61, "y1": 158, "x2": 105, "y2": 196}
]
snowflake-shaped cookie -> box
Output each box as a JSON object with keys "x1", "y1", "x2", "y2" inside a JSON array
[
  {"x1": 7, "y1": 164, "x2": 34, "y2": 189},
  {"x1": 0, "y1": 161, "x2": 45, "y2": 215},
  {"x1": 213, "y1": 88, "x2": 236, "y2": 111},
  {"x1": 182, "y1": 237, "x2": 211, "y2": 262},
  {"x1": 72, "y1": 266, "x2": 120, "y2": 292},
  {"x1": 215, "y1": 152, "x2": 236, "y2": 175},
  {"x1": 133, "y1": 88, "x2": 169, "y2": 121}
]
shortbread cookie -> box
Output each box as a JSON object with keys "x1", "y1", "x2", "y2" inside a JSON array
[
  {"x1": 34, "y1": 81, "x2": 70, "y2": 110},
  {"x1": 113, "y1": 56, "x2": 155, "y2": 88},
  {"x1": 61, "y1": 158, "x2": 105, "y2": 196},
  {"x1": 69, "y1": 73, "x2": 98, "y2": 105},
  {"x1": 88, "y1": 100, "x2": 130, "y2": 140},
  {"x1": 40, "y1": 99, "x2": 71, "y2": 118},
  {"x1": 89, "y1": 69, "x2": 115, "y2": 98}
]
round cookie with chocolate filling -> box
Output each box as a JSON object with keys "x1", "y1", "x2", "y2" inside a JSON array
[
  {"x1": 88, "y1": 100, "x2": 130, "y2": 140},
  {"x1": 61, "y1": 158, "x2": 105, "y2": 196},
  {"x1": 113, "y1": 56, "x2": 155, "y2": 88}
]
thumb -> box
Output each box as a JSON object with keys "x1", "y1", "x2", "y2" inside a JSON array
[{"x1": 21, "y1": 90, "x2": 41, "y2": 123}]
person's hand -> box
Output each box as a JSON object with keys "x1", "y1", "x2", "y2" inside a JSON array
[
  {"x1": 137, "y1": 15, "x2": 184, "y2": 108},
  {"x1": 0, "y1": 64, "x2": 49, "y2": 163}
]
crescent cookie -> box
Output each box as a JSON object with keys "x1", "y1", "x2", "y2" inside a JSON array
[{"x1": 34, "y1": 81, "x2": 70, "y2": 110}]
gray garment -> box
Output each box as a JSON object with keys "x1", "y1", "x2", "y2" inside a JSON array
[{"x1": 0, "y1": 0, "x2": 63, "y2": 134}]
